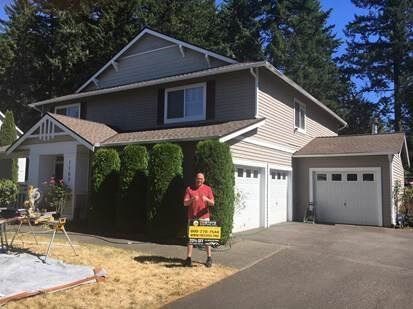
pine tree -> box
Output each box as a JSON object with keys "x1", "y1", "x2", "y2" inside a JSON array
[
  {"x1": 341, "y1": 0, "x2": 413, "y2": 132},
  {"x1": 216, "y1": 0, "x2": 265, "y2": 61},
  {"x1": 0, "y1": 110, "x2": 18, "y2": 181},
  {"x1": 264, "y1": 0, "x2": 344, "y2": 111}
]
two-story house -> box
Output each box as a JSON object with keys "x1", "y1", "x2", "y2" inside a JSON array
[{"x1": 7, "y1": 28, "x2": 409, "y2": 231}]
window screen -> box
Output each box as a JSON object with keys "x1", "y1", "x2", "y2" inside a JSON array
[{"x1": 317, "y1": 174, "x2": 327, "y2": 181}]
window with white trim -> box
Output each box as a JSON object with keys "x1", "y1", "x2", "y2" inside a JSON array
[
  {"x1": 165, "y1": 83, "x2": 206, "y2": 123},
  {"x1": 55, "y1": 103, "x2": 80, "y2": 118},
  {"x1": 294, "y1": 100, "x2": 306, "y2": 131}
]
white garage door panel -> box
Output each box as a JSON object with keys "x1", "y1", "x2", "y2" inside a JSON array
[
  {"x1": 314, "y1": 169, "x2": 381, "y2": 226},
  {"x1": 268, "y1": 170, "x2": 289, "y2": 225},
  {"x1": 233, "y1": 167, "x2": 261, "y2": 232}
]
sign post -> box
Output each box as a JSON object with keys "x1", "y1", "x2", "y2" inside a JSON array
[{"x1": 188, "y1": 220, "x2": 221, "y2": 246}]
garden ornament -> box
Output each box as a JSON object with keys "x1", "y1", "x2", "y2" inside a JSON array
[{"x1": 23, "y1": 185, "x2": 41, "y2": 217}]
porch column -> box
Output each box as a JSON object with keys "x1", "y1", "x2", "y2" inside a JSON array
[
  {"x1": 27, "y1": 153, "x2": 39, "y2": 186},
  {"x1": 63, "y1": 151, "x2": 77, "y2": 219}
]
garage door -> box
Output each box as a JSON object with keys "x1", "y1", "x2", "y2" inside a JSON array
[
  {"x1": 313, "y1": 169, "x2": 382, "y2": 226},
  {"x1": 268, "y1": 169, "x2": 289, "y2": 225},
  {"x1": 233, "y1": 166, "x2": 262, "y2": 232}
]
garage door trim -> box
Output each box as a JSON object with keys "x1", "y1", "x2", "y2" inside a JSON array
[{"x1": 308, "y1": 167, "x2": 382, "y2": 226}]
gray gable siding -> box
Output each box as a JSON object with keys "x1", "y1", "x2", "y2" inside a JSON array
[
  {"x1": 83, "y1": 34, "x2": 228, "y2": 92},
  {"x1": 67, "y1": 70, "x2": 255, "y2": 132}
]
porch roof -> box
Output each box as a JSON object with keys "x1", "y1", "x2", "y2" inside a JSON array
[{"x1": 99, "y1": 118, "x2": 265, "y2": 146}]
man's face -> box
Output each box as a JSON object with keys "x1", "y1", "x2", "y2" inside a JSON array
[{"x1": 195, "y1": 173, "x2": 205, "y2": 188}]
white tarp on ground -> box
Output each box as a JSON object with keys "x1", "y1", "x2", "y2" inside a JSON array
[{"x1": 0, "y1": 252, "x2": 102, "y2": 304}]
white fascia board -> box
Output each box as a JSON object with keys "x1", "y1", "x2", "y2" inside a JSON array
[
  {"x1": 75, "y1": 28, "x2": 237, "y2": 93},
  {"x1": 293, "y1": 152, "x2": 394, "y2": 158},
  {"x1": 30, "y1": 62, "x2": 265, "y2": 107},
  {"x1": 402, "y1": 135, "x2": 410, "y2": 167},
  {"x1": 264, "y1": 62, "x2": 347, "y2": 127},
  {"x1": 219, "y1": 119, "x2": 266, "y2": 143},
  {"x1": 7, "y1": 114, "x2": 94, "y2": 154}
]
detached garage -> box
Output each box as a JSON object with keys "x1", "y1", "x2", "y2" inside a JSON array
[{"x1": 293, "y1": 133, "x2": 410, "y2": 227}]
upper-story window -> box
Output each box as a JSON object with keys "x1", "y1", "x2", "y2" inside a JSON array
[
  {"x1": 294, "y1": 99, "x2": 306, "y2": 132},
  {"x1": 164, "y1": 83, "x2": 206, "y2": 124},
  {"x1": 55, "y1": 103, "x2": 80, "y2": 118}
]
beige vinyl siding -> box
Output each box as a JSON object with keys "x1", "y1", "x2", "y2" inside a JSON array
[
  {"x1": 392, "y1": 153, "x2": 404, "y2": 188},
  {"x1": 256, "y1": 69, "x2": 339, "y2": 149},
  {"x1": 73, "y1": 70, "x2": 255, "y2": 131},
  {"x1": 84, "y1": 35, "x2": 227, "y2": 91},
  {"x1": 229, "y1": 139, "x2": 292, "y2": 167},
  {"x1": 292, "y1": 155, "x2": 392, "y2": 227}
]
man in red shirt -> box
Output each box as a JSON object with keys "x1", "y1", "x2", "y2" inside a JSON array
[{"x1": 183, "y1": 172, "x2": 215, "y2": 267}]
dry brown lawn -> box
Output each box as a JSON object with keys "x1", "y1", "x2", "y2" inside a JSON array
[{"x1": 4, "y1": 235, "x2": 235, "y2": 309}]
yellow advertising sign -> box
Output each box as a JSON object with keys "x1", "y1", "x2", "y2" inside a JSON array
[{"x1": 188, "y1": 226, "x2": 221, "y2": 240}]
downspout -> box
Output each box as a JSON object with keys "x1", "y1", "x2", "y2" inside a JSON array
[
  {"x1": 250, "y1": 68, "x2": 259, "y2": 118},
  {"x1": 388, "y1": 154, "x2": 394, "y2": 226}
]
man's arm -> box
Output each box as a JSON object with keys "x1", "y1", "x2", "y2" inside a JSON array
[
  {"x1": 183, "y1": 188, "x2": 194, "y2": 206},
  {"x1": 202, "y1": 188, "x2": 215, "y2": 206}
]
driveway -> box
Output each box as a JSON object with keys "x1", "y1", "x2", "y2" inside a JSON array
[{"x1": 166, "y1": 223, "x2": 413, "y2": 309}]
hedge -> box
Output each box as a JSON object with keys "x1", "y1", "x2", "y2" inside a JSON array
[
  {"x1": 90, "y1": 148, "x2": 121, "y2": 228},
  {"x1": 147, "y1": 143, "x2": 184, "y2": 237},
  {"x1": 117, "y1": 145, "x2": 148, "y2": 232},
  {"x1": 0, "y1": 179, "x2": 18, "y2": 207},
  {"x1": 195, "y1": 140, "x2": 235, "y2": 244},
  {"x1": 0, "y1": 111, "x2": 18, "y2": 182}
]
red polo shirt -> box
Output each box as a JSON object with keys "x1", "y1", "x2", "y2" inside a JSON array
[{"x1": 184, "y1": 184, "x2": 214, "y2": 219}]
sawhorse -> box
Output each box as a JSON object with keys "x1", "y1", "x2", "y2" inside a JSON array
[{"x1": 44, "y1": 218, "x2": 78, "y2": 262}]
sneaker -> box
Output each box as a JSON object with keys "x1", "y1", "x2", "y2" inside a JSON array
[
  {"x1": 184, "y1": 257, "x2": 192, "y2": 267},
  {"x1": 206, "y1": 257, "x2": 212, "y2": 268}
]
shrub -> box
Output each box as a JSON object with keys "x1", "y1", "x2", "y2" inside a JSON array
[
  {"x1": 0, "y1": 179, "x2": 18, "y2": 207},
  {"x1": 43, "y1": 177, "x2": 71, "y2": 214},
  {"x1": 147, "y1": 143, "x2": 184, "y2": 237},
  {"x1": 90, "y1": 148, "x2": 121, "y2": 228},
  {"x1": 0, "y1": 111, "x2": 18, "y2": 182},
  {"x1": 195, "y1": 140, "x2": 235, "y2": 244},
  {"x1": 117, "y1": 145, "x2": 148, "y2": 232}
]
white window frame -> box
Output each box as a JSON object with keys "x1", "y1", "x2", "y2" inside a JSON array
[
  {"x1": 54, "y1": 103, "x2": 81, "y2": 118},
  {"x1": 294, "y1": 98, "x2": 306, "y2": 133},
  {"x1": 164, "y1": 82, "x2": 206, "y2": 124}
]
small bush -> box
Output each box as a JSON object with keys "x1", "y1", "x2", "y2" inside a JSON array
[
  {"x1": 0, "y1": 179, "x2": 18, "y2": 207},
  {"x1": 117, "y1": 145, "x2": 148, "y2": 232},
  {"x1": 0, "y1": 111, "x2": 18, "y2": 182},
  {"x1": 147, "y1": 143, "x2": 184, "y2": 237},
  {"x1": 90, "y1": 148, "x2": 121, "y2": 228},
  {"x1": 195, "y1": 140, "x2": 235, "y2": 244}
]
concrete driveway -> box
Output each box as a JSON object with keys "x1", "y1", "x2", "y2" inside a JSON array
[{"x1": 167, "y1": 223, "x2": 413, "y2": 309}]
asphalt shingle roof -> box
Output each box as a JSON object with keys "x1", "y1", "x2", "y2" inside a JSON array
[
  {"x1": 101, "y1": 118, "x2": 264, "y2": 146},
  {"x1": 294, "y1": 133, "x2": 406, "y2": 156},
  {"x1": 50, "y1": 113, "x2": 117, "y2": 146}
]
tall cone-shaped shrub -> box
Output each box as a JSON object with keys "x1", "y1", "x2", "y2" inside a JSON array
[
  {"x1": 195, "y1": 140, "x2": 235, "y2": 244},
  {"x1": 147, "y1": 143, "x2": 184, "y2": 238},
  {"x1": 0, "y1": 110, "x2": 18, "y2": 181},
  {"x1": 90, "y1": 148, "x2": 120, "y2": 229},
  {"x1": 117, "y1": 145, "x2": 148, "y2": 233}
]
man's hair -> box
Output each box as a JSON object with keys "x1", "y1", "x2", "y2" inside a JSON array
[{"x1": 195, "y1": 172, "x2": 205, "y2": 178}]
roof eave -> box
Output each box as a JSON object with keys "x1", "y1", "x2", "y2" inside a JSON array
[{"x1": 293, "y1": 152, "x2": 396, "y2": 158}]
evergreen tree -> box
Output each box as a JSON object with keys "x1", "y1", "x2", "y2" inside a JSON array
[
  {"x1": 264, "y1": 0, "x2": 344, "y2": 111},
  {"x1": 341, "y1": 0, "x2": 413, "y2": 132},
  {"x1": 216, "y1": 0, "x2": 265, "y2": 61},
  {"x1": 0, "y1": 110, "x2": 18, "y2": 181}
]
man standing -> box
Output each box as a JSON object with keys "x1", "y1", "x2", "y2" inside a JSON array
[{"x1": 183, "y1": 172, "x2": 215, "y2": 267}]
